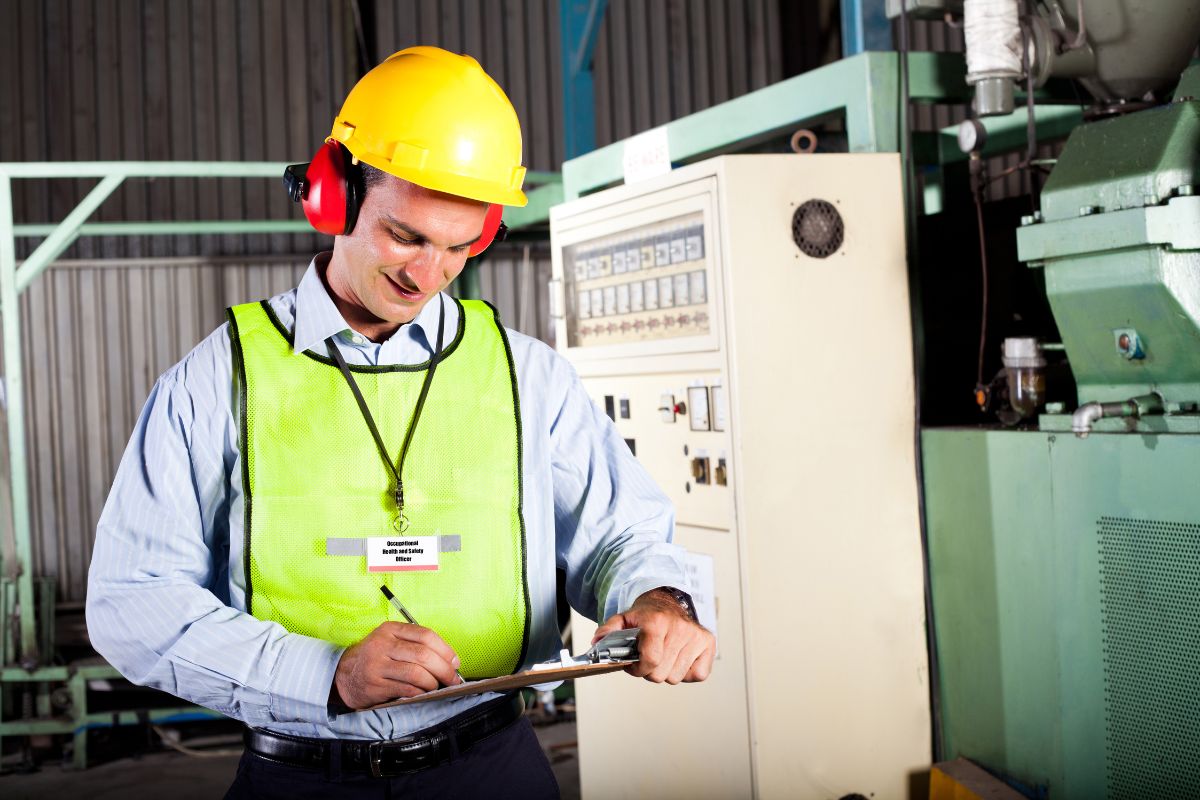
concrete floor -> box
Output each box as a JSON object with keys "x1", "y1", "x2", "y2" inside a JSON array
[{"x1": 0, "y1": 718, "x2": 580, "y2": 799}]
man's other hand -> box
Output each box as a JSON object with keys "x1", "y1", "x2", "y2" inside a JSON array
[
  {"x1": 592, "y1": 589, "x2": 716, "y2": 685},
  {"x1": 332, "y1": 622, "x2": 463, "y2": 710}
]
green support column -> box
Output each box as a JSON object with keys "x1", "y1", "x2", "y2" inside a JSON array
[
  {"x1": 0, "y1": 173, "x2": 38, "y2": 665},
  {"x1": 69, "y1": 670, "x2": 88, "y2": 769}
]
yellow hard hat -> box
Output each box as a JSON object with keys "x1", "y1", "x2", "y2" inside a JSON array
[{"x1": 328, "y1": 46, "x2": 528, "y2": 208}]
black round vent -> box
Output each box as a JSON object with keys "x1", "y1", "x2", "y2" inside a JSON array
[{"x1": 791, "y1": 199, "x2": 844, "y2": 258}]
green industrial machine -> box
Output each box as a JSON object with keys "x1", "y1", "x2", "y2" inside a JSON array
[{"x1": 921, "y1": 2, "x2": 1200, "y2": 796}]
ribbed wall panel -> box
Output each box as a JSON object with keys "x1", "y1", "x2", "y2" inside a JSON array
[
  {"x1": 474, "y1": 243, "x2": 556, "y2": 347},
  {"x1": 3, "y1": 258, "x2": 308, "y2": 600},
  {"x1": 592, "y1": 0, "x2": 786, "y2": 146},
  {"x1": 373, "y1": 0, "x2": 566, "y2": 172},
  {"x1": 0, "y1": 0, "x2": 352, "y2": 260}
]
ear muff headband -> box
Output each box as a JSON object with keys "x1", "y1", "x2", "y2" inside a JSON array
[{"x1": 284, "y1": 142, "x2": 505, "y2": 254}]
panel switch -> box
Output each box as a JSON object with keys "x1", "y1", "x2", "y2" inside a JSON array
[
  {"x1": 691, "y1": 456, "x2": 710, "y2": 485},
  {"x1": 659, "y1": 394, "x2": 686, "y2": 422},
  {"x1": 714, "y1": 457, "x2": 728, "y2": 486}
]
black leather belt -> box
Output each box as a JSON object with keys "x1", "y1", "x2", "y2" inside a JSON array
[{"x1": 244, "y1": 692, "x2": 524, "y2": 778}]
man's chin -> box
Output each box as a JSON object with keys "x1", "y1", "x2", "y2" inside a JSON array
[{"x1": 378, "y1": 297, "x2": 431, "y2": 326}]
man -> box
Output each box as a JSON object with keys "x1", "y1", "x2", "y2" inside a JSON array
[{"x1": 86, "y1": 46, "x2": 714, "y2": 798}]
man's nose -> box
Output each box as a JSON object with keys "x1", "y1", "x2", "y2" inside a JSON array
[{"x1": 405, "y1": 246, "x2": 454, "y2": 290}]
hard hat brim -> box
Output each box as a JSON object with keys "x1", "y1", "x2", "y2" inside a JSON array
[{"x1": 352, "y1": 150, "x2": 529, "y2": 208}]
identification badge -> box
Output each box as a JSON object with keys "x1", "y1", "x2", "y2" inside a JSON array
[{"x1": 367, "y1": 536, "x2": 440, "y2": 572}]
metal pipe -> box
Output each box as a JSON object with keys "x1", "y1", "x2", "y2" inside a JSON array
[
  {"x1": 0, "y1": 161, "x2": 286, "y2": 179},
  {"x1": 963, "y1": 0, "x2": 1022, "y2": 116},
  {"x1": 13, "y1": 219, "x2": 312, "y2": 239},
  {"x1": 1072, "y1": 391, "x2": 1165, "y2": 438}
]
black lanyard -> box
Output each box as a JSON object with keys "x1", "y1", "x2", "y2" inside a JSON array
[{"x1": 324, "y1": 295, "x2": 446, "y2": 532}]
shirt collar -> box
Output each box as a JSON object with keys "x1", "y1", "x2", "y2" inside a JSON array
[{"x1": 292, "y1": 252, "x2": 449, "y2": 355}]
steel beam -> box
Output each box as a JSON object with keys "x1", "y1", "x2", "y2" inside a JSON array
[
  {"x1": 0, "y1": 161, "x2": 288, "y2": 179},
  {"x1": 842, "y1": 0, "x2": 894, "y2": 55},
  {"x1": 937, "y1": 104, "x2": 1083, "y2": 164},
  {"x1": 504, "y1": 181, "x2": 565, "y2": 231},
  {"x1": 14, "y1": 219, "x2": 311, "y2": 242},
  {"x1": 560, "y1": 0, "x2": 609, "y2": 159},
  {"x1": 0, "y1": 174, "x2": 37, "y2": 665},
  {"x1": 0, "y1": 707, "x2": 223, "y2": 736},
  {"x1": 16, "y1": 174, "x2": 124, "y2": 290},
  {"x1": 1, "y1": 663, "x2": 121, "y2": 682}
]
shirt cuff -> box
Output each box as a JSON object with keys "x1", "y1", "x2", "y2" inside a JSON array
[
  {"x1": 268, "y1": 634, "x2": 346, "y2": 725},
  {"x1": 609, "y1": 571, "x2": 691, "y2": 620}
]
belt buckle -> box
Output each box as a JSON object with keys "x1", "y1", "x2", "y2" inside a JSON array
[
  {"x1": 367, "y1": 741, "x2": 393, "y2": 778},
  {"x1": 367, "y1": 737, "x2": 444, "y2": 777}
]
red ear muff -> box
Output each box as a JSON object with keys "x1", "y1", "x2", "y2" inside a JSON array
[
  {"x1": 468, "y1": 203, "x2": 506, "y2": 257},
  {"x1": 284, "y1": 142, "x2": 362, "y2": 236}
]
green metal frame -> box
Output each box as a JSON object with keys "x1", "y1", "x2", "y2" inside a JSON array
[
  {"x1": 1, "y1": 663, "x2": 224, "y2": 769},
  {"x1": 0, "y1": 161, "x2": 308, "y2": 769},
  {"x1": 560, "y1": 51, "x2": 971, "y2": 199},
  {"x1": 0, "y1": 162, "x2": 303, "y2": 672},
  {"x1": 554, "y1": 49, "x2": 1084, "y2": 220}
]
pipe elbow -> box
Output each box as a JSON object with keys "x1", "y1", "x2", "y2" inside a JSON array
[{"x1": 1072, "y1": 402, "x2": 1103, "y2": 438}]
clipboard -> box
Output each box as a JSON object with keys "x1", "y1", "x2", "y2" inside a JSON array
[{"x1": 368, "y1": 628, "x2": 640, "y2": 708}]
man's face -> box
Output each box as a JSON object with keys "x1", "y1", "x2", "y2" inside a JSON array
[{"x1": 328, "y1": 173, "x2": 488, "y2": 328}]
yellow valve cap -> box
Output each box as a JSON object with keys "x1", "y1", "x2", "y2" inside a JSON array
[{"x1": 329, "y1": 46, "x2": 528, "y2": 207}]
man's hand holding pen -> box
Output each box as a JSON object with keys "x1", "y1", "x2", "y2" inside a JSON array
[{"x1": 332, "y1": 622, "x2": 464, "y2": 710}]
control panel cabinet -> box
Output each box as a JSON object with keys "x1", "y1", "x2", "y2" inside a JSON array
[{"x1": 551, "y1": 155, "x2": 930, "y2": 799}]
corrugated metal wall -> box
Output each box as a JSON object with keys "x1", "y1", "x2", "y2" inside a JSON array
[
  {"x1": 591, "y1": 0, "x2": 785, "y2": 146},
  {"x1": 13, "y1": 259, "x2": 309, "y2": 601},
  {"x1": 0, "y1": 0, "x2": 353, "y2": 260},
  {"x1": 0, "y1": 0, "x2": 808, "y2": 600},
  {"x1": 374, "y1": 0, "x2": 567, "y2": 172},
  {"x1": 0, "y1": 0, "x2": 569, "y2": 260}
]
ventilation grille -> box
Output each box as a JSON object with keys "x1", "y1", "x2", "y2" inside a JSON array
[
  {"x1": 1098, "y1": 516, "x2": 1200, "y2": 799},
  {"x1": 791, "y1": 199, "x2": 844, "y2": 258}
]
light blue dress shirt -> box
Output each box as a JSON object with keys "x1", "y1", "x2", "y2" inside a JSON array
[{"x1": 86, "y1": 253, "x2": 689, "y2": 740}]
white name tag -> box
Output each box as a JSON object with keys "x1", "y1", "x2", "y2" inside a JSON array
[{"x1": 367, "y1": 536, "x2": 440, "y2": 572}]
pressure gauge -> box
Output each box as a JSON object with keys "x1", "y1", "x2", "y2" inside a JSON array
[{"x1": 957, "y1": 119, "x2": 987, "y2": 154}]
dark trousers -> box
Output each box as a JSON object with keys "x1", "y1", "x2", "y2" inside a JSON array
[{"x1": 224, "y1": 717, "x2": 560, "y2": 800}]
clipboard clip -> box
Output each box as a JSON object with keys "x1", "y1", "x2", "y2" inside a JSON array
[
  {"x1": 585, "y1": 628, "x2": 640, "y2": 663},
  {"x1": 536, "y1": 628, "x2": 641, "y2": 670}
]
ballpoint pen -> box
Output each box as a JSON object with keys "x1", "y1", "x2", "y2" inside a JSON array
[{"x1": 379, "y1": 585, "x2": 466, "y2": 685}]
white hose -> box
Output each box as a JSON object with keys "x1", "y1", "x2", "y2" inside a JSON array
[{"x1": 964, "y1": 0, "x2": 1023, "y2": 80}]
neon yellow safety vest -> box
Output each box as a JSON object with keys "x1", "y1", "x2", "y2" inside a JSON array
[{"x1": 227, "y1": 298, "x2": 530, "y2": 678}]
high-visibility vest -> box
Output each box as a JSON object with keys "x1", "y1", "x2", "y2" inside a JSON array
[{"x1": 227, "y1": 298, "x2": 529, "y2": 678}]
